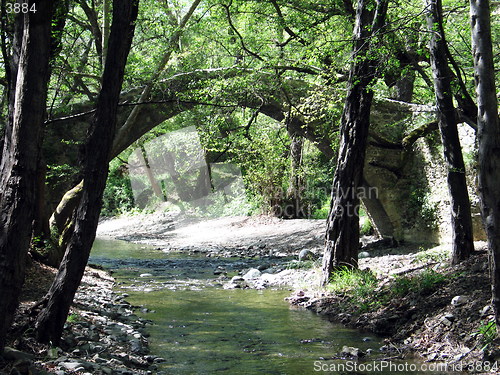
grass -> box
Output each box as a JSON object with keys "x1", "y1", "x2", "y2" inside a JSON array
[
  {"x1": 66, "y1": 313, "x2": 80, "y2": 323},
  {"x1": 327, "y1": 267, "x2": 378, "y2": 302},
  {"x1": 391, "y1": 269, "x2": 447, "y2": 297},
  {"x1": 477, "y1": 320, "x2": 497, "y2": 350},
  {"x1": 414, "y1": 246, "x2": 450, "y2": 263},
  {"x1": 322, "y1": 266, "x2": 449, "y2": 314},
  {"x1": 286, "y1": 260, "x2": 317, "y2": 270}
]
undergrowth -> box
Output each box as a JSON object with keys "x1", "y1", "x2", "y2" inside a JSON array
[
  {"x1": 325, "y1": 267, "x2": 449, "y2": 314},
  {"x1": 327, "y1": 267, "x2": 380, "y2": 312},
  {"x1": 286, "y1": 260, "x2": 317, "y2": 270},
  {"x1": 391, "y1": 269, "x2": 447, "y2": 297}
]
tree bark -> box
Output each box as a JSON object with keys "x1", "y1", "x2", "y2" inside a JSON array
[
  {"x1": 425, "y1": 0, "x2": 474, "y2": 264},
  {"x1": 285, "y1": 132, "x2": 305, "y2": 218},
  {"x1": 35, "y1": 0, "x2": 139, "y2": 344},
  {"x1": 0, "y1": 0, "x2": 54, "y2": 352},
  {"x1": 469, "y1": 0, "x2": 500, "y2": 331},
  {"x1": 321, "y1": 0, "x2": 388, "y2": 285},
  {"x1": 101, "y1": 0, "x2": 110, "y2": 68}
]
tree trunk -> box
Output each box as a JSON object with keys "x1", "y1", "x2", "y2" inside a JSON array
[
  {"x1": 0, "y1": 0, "x2": 54, "y2": 352},
  {"x1": 285, "y1": 133, "x2": 305, "y2": 218},
  {"x1": 469, "y1": 0, "x2": 500, "y2": 331},
  {"x1": 321, "y1": 0, "x2": 388, "y2": 285},
  {"x1": 139, "y1": 145, "x2": 165, "y2": 200},
  {"x1": 425, "y1": 0, "x2": 474, "y2": 264},
  {"x1": 35, "y1": 0, "x2": 139, "y2": 345},
  {"x1": 101, "y1": 0, "x2": 110, "y2": 68}
]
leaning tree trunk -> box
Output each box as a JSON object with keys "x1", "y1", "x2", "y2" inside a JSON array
[
  {"x1": 35, "y1": 0, "x2": 139, "y2": 344},
  {"x1": 321, "y1": 0, "x2": 389, "y2": 285},
  {"x1": 469, "y1": 0, "x2": 500, "y2": 331},
  {"x1": 0, "y1": 0, "x2": 54, "y2": 352},
  {"x1": 426, "y1": 0, "x2": 474, "y2": 264}
]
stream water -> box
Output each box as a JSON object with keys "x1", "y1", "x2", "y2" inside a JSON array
[{"x1": 90, "y1": 238, "x2": 458, "y2": 375}]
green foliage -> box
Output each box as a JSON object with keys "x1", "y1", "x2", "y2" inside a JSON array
[
  {"x1": 311, "y1": 200, "x2": 330, "y2": 219},
  {"x1": 463, "y1": 149, "x2": 478, "y2": 169},
  {"x1": 477, "y1": 321, "x2": 497, "y2": 350},
  {"x1": 101, "y1": 160, "x2": 135, "y2": 217},
  {"x1": 66, "y1": 313, "x2": 80, "y2": 323},
  {"x1": 326, "y1": 267, "x2": 381, "y2": 312},
  {"x1": 327, "y1": 267, "x2": 378, "y2": 298},
  {"x1": 285, "y1": 260, "x2": 316, "y2": 270},
  {"x1": 359, "y1": 210, "x2": 373, "y2": 236},
  {"x1": 414, "y1": 246, "x2": 449, "y2": 263},
  {"x1": 46, "y1": 164, "x2": 79, "y2": 201},
  {"x1": 406, "y1": 186, "x2": 439, "y2": 230},
  {"x1": 391, "y1": 269, "x2": 447, "y2": 297}
]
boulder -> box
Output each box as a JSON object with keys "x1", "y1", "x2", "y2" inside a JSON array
[
  {"x1": 298, "y1": 249, "x2": 314, "y2": 261},
  {"x1": 243, "y1": 268, "x2": 262, "y2": 280}
]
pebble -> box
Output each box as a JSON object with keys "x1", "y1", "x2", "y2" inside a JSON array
[{"x1": 22, "y1": 269, "x2": 157, "y2": 375}]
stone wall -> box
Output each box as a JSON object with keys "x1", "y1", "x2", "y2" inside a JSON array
[{"x1": 363, "y1": 120, "x2": 485, "y2": 244}]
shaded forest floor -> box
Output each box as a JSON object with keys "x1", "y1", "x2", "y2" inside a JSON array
[
  {"x1": 98, "y1": 212, "x2": 500, "y2": 369},
  {"x1": 3, "y1": 261, "x2": 159, "y2": 374}
]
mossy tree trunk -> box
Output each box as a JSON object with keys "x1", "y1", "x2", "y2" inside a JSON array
[
  {"x1": 426, "y1": 0, "x2": 474, "y2": 264},
  {"x1": 0, "y1": 0, "x2": 55, "y2": 352},
  {"x1": 469, "y1": 0, "x2": 500, "y2": 332},
  {"x1": 35, "y1": 0, "x2": 139, "y2": 345},
  {"x1": 321, "y1": 0, "x2": 389, "y2": 285}
]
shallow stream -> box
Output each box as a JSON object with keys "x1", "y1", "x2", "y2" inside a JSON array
[{"x1": 90, "y1": 238, "x2": 456, "y2": 374}]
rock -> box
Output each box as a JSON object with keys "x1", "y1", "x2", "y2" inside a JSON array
[
  {"x1": 59, "y1": 361, "x2": 85, "y2": 371},
  {"x1": 298, "y1": 249, "x2": 314, "y2": 261},
  {"x1": 451, "y1": 295, "x2": 468, "y2": 306},
  {"x1": 358, "y1": 251, "x2": 370, "y2": 259},
  {"x1": 440, "y1": 314, "x2": 454, "y2": 326},
  {"x1": 230, "y1": 276, "x2": 244, "y2": 283},
  {"x1": 260, "y1": 273, "x2": 276, "y2": 285},
  {"x1": 481, "y1": 305, "x2": 493, "y2": 317},
  {"x1": 341, "y1": 346, "x2": 364, "y2": 358},
  {"x1": 243, "y1": 268, "x2": 261, "y2": 280},
  {"x1": 223, "y1": 282, "x2": 242, "y2": 289},
  {"x1": 2, "y1": 347, "x2": 35, "y2": 362}
]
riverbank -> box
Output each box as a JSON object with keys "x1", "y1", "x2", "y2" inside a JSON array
[
  {"x1": 2, "y1": 260, "x2": 161, "y2": 374},
  {"x1": 97, "y1": 212, "x2": 500, "y2": 370},
  {"x1": 289, "y1": 247, "x2": 499, "y2": 370}
]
